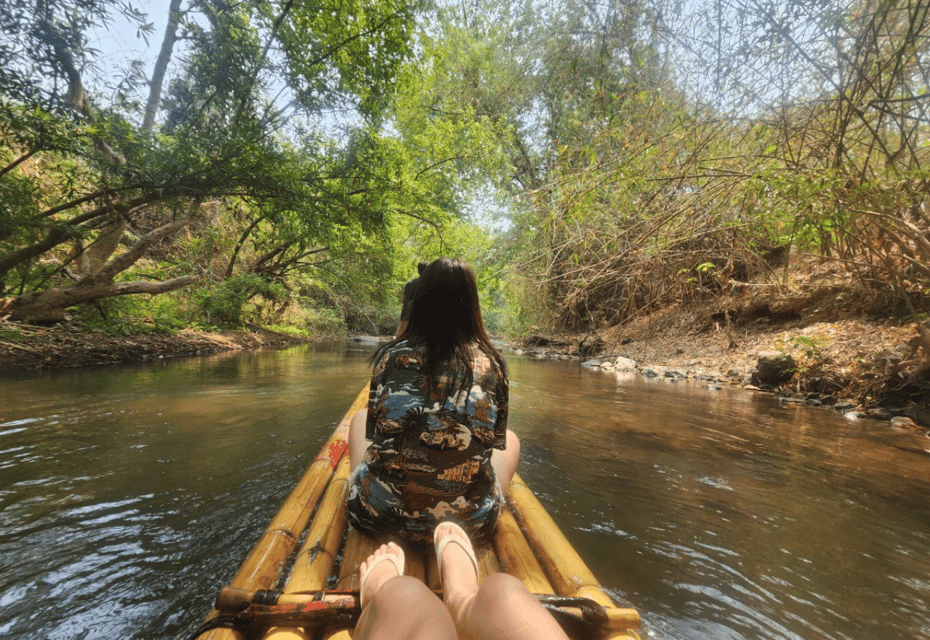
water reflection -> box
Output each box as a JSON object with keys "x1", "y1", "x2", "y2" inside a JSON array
[
  {"x1": 506, "y1": 355, "x2": 930, "y2": 640},
  {"x1": 0, "y1": 344, "x2": 928, "y2": 640}
]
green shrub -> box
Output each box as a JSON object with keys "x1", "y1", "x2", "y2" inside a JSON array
[{"x1": 201, "y1": 274, "x2": 287, "y2": 326}]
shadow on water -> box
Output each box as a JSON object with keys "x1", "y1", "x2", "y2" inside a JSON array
[{"x1": 0, "y1": 343, "x2": 928, "y2": 640}]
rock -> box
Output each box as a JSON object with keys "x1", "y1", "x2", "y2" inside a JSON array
[
  {"x1": 916, "y1": 406, "x2": 930, "y2": 428},
  {"x1": 692, "y1": 370, "x2": 721, "y2": 382},
  {"x1": 613, "y1": 356, "x2": 637, "y2": 370},
  {"x1": 581, "y1": 358, "x2": 603, "y2": 368},
  {"x1": 834, "y1": 400, "x2": 857, "y2": 412},
  {"x1": 890, "y1": 416, "x2": 921, "y2": 432},
  {"x1": 579, "y1": 334, "x2": 605, "y2": 357},
  {"x1": 866, "y1": 407, "x2": 893, "y2": 420},
  {"x1": 751, "y1": 352, "x2": 797, "y2": 386}
]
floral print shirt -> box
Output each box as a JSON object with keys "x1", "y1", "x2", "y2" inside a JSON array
[{"x1": 346, "y1": 340, "x2": 509, "y2": 547}]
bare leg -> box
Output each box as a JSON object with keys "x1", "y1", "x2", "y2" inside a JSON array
[
  {"x1": 435, "y1": 523, "x2": 569, "y2": 640},
  {"x1": 349, "y1": 408, "x2": 371, "y2": 472},
  {"x1": 455, "y1": 574, "x2": 569, "y2": 640},
  {"x1": 491, "y1": 429, "x2": 521, "y2": 495},
  {"x1": 355, "y1": 543, "x2": 457, "y2": 640}
]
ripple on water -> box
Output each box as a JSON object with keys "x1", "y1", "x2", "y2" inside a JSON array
[{"x1": 3, "y1": 347, "x2": 930, "y2": 640}]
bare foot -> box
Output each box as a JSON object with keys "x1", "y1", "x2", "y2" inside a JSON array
[
  {"x1": 433, "y1": 522, "x2": 480, "y2": 617},
  {"x1": 359, "y1": 542, "x2": 405, "y2": 608}
]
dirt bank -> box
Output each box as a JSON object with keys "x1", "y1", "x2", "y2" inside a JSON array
[
  {"x1": 3, "y1": 278, "x2": 929, "y2": 433},
  {"x1": 515, "y1": 282, "x2": 930, "y2": 429},
  {"x1": 0, "y1": 322, "x2": 310, "y2": 374}
]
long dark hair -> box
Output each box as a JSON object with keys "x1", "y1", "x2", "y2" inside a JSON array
[{"x1": 374, "y1": 257, "x2": 505, "y2": 393}]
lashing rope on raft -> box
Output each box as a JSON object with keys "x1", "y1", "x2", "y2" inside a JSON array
[{"x1": 188, "y1": 588, "x2": 613, "y2": 640}]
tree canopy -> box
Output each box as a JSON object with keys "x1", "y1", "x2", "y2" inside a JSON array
[{"x1": 2, "y1": 0, "x2": 929, "y2": 336}]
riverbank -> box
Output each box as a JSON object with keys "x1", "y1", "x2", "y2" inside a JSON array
[
  {"x1": 3, "y1": 294, "x2": 929, "y2": 432},
  {"x1": 515, "y1": 300, "x2": 930, "y2": 429},
  {"x1": 0, "y1": 322, "x2": 311, "y2": 373}
]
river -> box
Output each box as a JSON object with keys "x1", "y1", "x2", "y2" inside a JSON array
[{"x1": 1, "y1": 341, "x2": 928, "y2": 640}]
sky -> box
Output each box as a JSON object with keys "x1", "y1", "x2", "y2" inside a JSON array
[
  {"x1": 90, "y1": 1, "x2": 166, "y2": 61},
  {"x1": 85, "y1": 1, "x2": 175, "y2": 104}
]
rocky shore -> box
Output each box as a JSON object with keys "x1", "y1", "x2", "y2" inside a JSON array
[
  {"x1": 512, "y1": 305, "x2": 930, "y2": 436},
  {"x1": 2, "y1": 305, "x2": 929, "y2": 450}
]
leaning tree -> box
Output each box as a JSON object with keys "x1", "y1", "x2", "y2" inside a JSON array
[{"x1": 0, "y1": 0, "x2": 419, "y2": 323}]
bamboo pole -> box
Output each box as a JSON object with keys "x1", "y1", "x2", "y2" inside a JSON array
[
  {"x1": 193, "y1": 387, "x2": 368, "y2": 640},
  {"x1": 508, "y1": 473, "x2": 643, "y2": 637},
  {"x1": 492, "y1": 502, "x2": 553, "y2": 594},
  {"x1": 262, "y1": 454, "x2": 353, "y2": 640}
]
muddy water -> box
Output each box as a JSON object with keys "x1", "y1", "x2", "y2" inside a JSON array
[{"x1": 1, "y1": 342, "x2": 928, "y2": 640}]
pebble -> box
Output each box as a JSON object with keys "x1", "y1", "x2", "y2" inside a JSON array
[{"x1": 512, "y1": 343, "x2": 927, "y2": 428}]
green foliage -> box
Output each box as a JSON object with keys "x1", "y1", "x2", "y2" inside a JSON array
[
  {"x1": 200, "y1": 274, "x2": 288, "y2": 326},
  {"x1": 0, "y1": 0, "x2": 433, "y2": 329},
  {"x1": 4, "y1": 0, "x2": 928, "y2": 341},
  {"x1": 272, "y1": 0, "x2": 417, "y2": 120},
  {"x1": 0, "y1": 0, "x2": 152, "y2": 109},
  {"x1": 70, "y1": 289, "x2": 196, "y2": 335},
  {"x1": 776, "y1": 335, "x2": 823, "y2": 362}
]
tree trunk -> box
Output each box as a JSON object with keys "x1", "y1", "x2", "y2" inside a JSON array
[
  {"x1": 0, "y1": 194, "x2": 152, "y2": 280},
  {"x1": 142, "y1": 0, "x2": 185, "y2": 134},
  {"x1": 1, "y1": 276, "x2": 200, "y2": 323},
  {"x1": 2, "y1": 217, "x2": 197, "y2": 323}
]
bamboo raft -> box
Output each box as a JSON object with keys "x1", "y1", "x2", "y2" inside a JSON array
[{"x1": 191, "y1": 387, "x2": 642, "y2": 640}]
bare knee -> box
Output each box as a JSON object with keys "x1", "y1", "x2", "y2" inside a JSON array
[
  {"x1": 357, "y1": 576, "x2": 455, "y2": 640},
  {"x1": 364, "y1": 577, "x2": 456, "y2": 639},
  {"x1": 468, "y1": 573, "x2": 569, "y2": 640},
  {"x1": 369, "y1": 575, "x2": 435, "y2": 609},
  {"x1": 473, "y1": 573, "x2": 532, "y2": 611}
]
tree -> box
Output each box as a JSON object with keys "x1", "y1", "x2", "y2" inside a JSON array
[
  {"x1": 0, "y1": 0, "x2": 421, "y2": 324},
  {"x1": 141, "y1": 0, "x2": 184, "y2": 134}
]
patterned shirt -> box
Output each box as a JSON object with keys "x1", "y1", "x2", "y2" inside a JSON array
[{"x1": 346, "y1": 340, "x2": 509, "y2": 547}]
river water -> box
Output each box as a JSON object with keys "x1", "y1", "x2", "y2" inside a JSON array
[{"x1": 1, "y1": 341, "x2": 928, "y2": 640}]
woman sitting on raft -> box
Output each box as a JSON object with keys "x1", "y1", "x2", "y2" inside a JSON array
[{"x1": 346, "y1": 257, "x2": 520, "y2": 548}]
